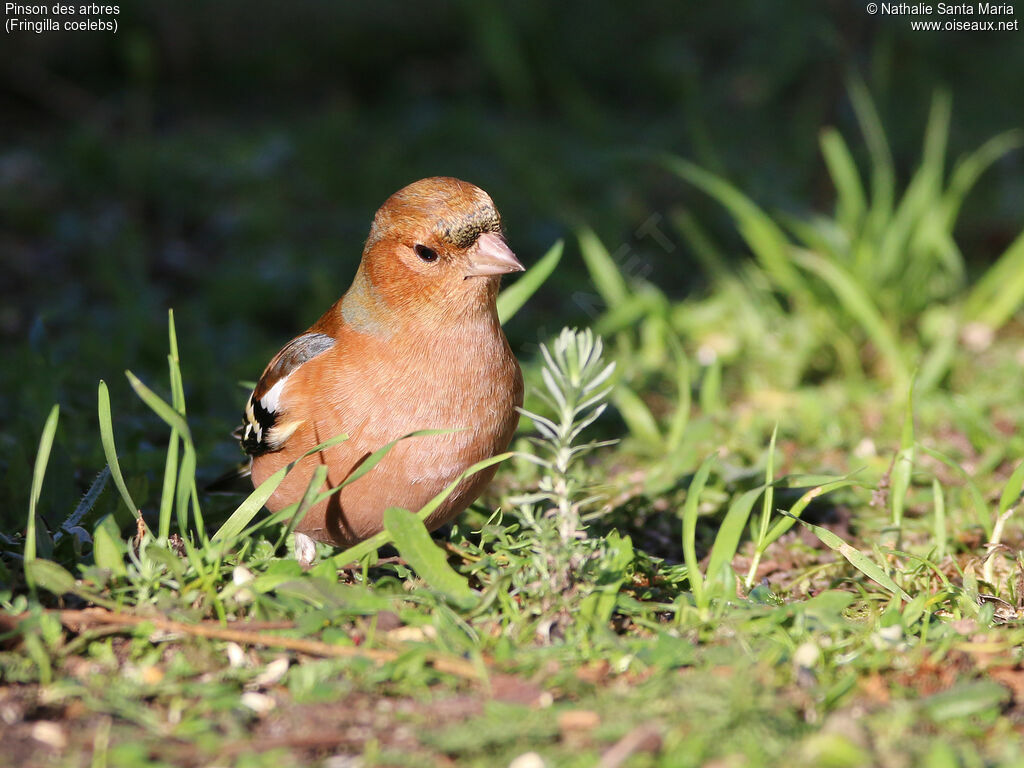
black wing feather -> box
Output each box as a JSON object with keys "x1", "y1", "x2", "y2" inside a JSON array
[{"x1": 238, "y1": 332, "x2": 335, "y2": 456}]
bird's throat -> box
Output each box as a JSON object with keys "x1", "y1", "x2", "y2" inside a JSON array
[{"x1": 340, "y1": 268, "x2": 393, "y2": 338}]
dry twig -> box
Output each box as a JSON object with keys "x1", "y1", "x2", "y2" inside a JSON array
[{"x1": 33, "y1": 608, "x2": 482, "y2": 681}]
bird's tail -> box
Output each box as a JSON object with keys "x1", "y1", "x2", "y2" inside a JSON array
[{"x1": 205, "y1": 460, "x2": 253, "y2": 494}]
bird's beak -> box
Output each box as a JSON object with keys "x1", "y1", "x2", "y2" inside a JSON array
[{"x1": 464, "y1": 232, "x2": 525, "y2": 278}]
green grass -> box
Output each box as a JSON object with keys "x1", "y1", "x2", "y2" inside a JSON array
[
  {"x1": 7, "y1": 288, "x2": 1024, "y2": 765},
  {"x1": 5, "y1": 79, "x2": 1024, "y2": 766},
  {"x1": 664, "y1": 82, "x2": 1024, "y2": 395}
]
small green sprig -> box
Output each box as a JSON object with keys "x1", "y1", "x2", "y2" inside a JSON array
[
  {"x1": 516, "y1": 328, "x2": 615, "y2": 543},
  {"x1": 512, "y1": 328, "x2": 616, "y2": 601}
]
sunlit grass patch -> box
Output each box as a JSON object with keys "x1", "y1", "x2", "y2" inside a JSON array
[{"x1": 5, "y1": 88, "x2": 1024, "y2": 766}]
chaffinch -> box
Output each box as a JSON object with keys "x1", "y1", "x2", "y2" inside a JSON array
[{"x1": 236, "y1": 177, "x2": 524, "y2": 561}]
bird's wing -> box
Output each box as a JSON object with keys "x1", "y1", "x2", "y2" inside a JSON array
[{"x1": 238, "y1": 331, "x2": 335, "y2": 456}]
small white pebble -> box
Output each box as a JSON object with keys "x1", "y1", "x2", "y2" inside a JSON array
[
  {"x1": 294, "y1": 532, "x2": 317, "y2": 566},
  {"x1": 1, "y1": 705, "x2": 20, "y2": 725},
  {"x1": 231, "y1": 566, "x2": 256, "y2": 604},
  {"x1": 240, "y1": 691, "x2": 276, "y2": 715},
  {"x1": 508, "y1": 752, "x2": 546, "y2": 768},
  {"x1": 535, "y1": 619, "x2": 555, "y2": 644},
  {"x1": 225, "y1": 642, "x2": 248, "y2": 668},
  {"x1": 323, "y1": 757, "x2": 363, "y2": 768},
  {"x1": 871, "y1": 624, "x2": 905, "y2": 650},
  {"x1": 696, "y1": 345, "x2": 718, "y2": 366},
  {"x1": 961, "y1": 322, "x2": 994, "y2": 352},
  {"x1": 853, "y1": 437, "x2": 876, "y2": 458},
  {"x1": 249, "y1": 656, "x2": 290, "y2": 688},
  {"x1": 387, "y1": 625, "x2": 437, "y2": 642},
  {"x1": 613, "y1": 654, "x2": 634, "y2": 674},
  {"x1": 793, "y1": 641, "x2": 820, "y2": 669},
  {"x1": 167, "y1": 701, "x2": 183, "y2": 726},
  {"x1": 31, "y1": 721, "x2": 67, "y2": 750}
]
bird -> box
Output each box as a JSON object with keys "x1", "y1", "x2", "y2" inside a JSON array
[{"x1": 235, "y1": 177, "x2": 525, "y2": 563}]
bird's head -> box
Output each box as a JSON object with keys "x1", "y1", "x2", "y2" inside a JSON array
[{"x1": 346, "y1": 177, "x2": 524, "y2": 328}]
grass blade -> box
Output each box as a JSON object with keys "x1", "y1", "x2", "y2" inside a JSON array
[
  {"x1": 916, "y1": 310, "x2": 958, "y2": 393},
  {"x1": 277, "y1": 464, "x2": 330, "y2": 548},
  {"x1": 93, "y1": 514, "x2": 128, "y2": 577},
  {"x1": 167, "y1": 309, "x2": 185, "y2": 413},
  {"x1": 745, "y1": 426, "x2": 778, "y2": 589},
  {"x1": 791, "y1": 248, "x2": 909, "y2": 389},
  {"x1": 921, "y1": 90, "x2": 951, "y2": 193},
  {"x1": 578, "y1": 227, "x2": 629, "y2": 307},
  {"x1": 306, "y1": 429, "x2": 455, "y2": 511},
  {"x1": 213, "y1": 466, "x2": 289, "y2": 544},
  {"x1": 216, "y1": 430, "x2": 454, "y2": 547},
  {"x1": 497, "y1": 239, "x2": 562, "y2": 324},
  {"x1": 158, "y1": 434, "x2": 179, "y2": 540},
  {"x1": 875, "y1": 92, "x2": 952, "y2": 285},
  {"x1": 97, "y1": 381, "x2": 139, "y2": 519},
  {"x1": 176, "y1": 443, "x2": 201, "y2": 541},
  {"x1": 127, "y1": 366, "x2": 205, "y2": 540},
  {"x1": 699, "y1": 357, "x2": 723, "y2": 415},
  {"x1": 680, "y1": 454, "x2": 716, "y2": 609},
  {"x1": 125, "y1": 371, "x2": 190, "y2": 441},
  {"x1": 997, "y1": 460, "x2": 1024, "y2": 517},
  {"x1": 919, "y1": 445, "x2": 991, "y2": 538},
  {"x1": 932, "y1": 479, "x2": 947, "y2": 561},
  {"x1": 763, "y1": 479, "x2": 859, "y2": 548},
  {"x1": 593, "y1": 291, "x2": 663, "y2": 336},
  {"x1": 820, "y1": 127, "x2": 867, "y2": 234},
  {"x1": 211, "y1": 433, "x2": 349, "y2": 542},
  {"x1": 24, "y1": 558, "x2": 75, "y2": 597},
  {"x1": 664, "y1": 154, "x2": 806, "y2": 301},
  {"x1": 943, "y1": 129, "x2": 1024, "y2": 227},
  {"x1": 161, "y1": 309, "x2": 187, "y2": 540},
  {"x1": 760, "y1": 426, "x2": 777, "y2": 540},
  {"x1": 890, "y1": 380, "x2": 916, "y2": 531},
  {"x1": 963, "y1": 229, "x2": 1024, "y2": 329},
  {"x1": 705, "y1": 486, "x2": 762, "y2": 595},
  {"x1": 788, "y1": 516, "x2": 912, "y2": 601},
  {"x1": 332, "y1": 452, "x2": 513, "y2": 566},
  {"x1": 612, "y1": 384, "x2": 662, "y2": 447},
  {"x1": 664, "y1": 333, "x2": 692, "y2": 454},
  {"x1": 25, "y1": 405, "x2": 60, "y2": 593},
  {"x1": 384, "y1": 507, "x2": 479, "y2": 609},
  {"x1": 848, "y1": 74, "x2": 895, "y2": 238},
  {"x1": 672, "y1": 208, "x2": 731, "y2": 282}
]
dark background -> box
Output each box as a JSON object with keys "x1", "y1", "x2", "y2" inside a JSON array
[{"x1": 2, "y1": 0, "x2": 1022, "y2": 531}]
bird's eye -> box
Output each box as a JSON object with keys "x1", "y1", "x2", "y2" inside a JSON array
[{"x1": 414, "y1": 244, "x2": 439, "y2": 263}]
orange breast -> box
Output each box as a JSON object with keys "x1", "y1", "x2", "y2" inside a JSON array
[{"x1": 250, "y1": 320, "x2": 522, "y2": 547}]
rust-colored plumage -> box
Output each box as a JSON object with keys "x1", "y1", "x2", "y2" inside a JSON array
[{"x1": 238, "y1": 177, "x2": 524, "y2": 554}]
